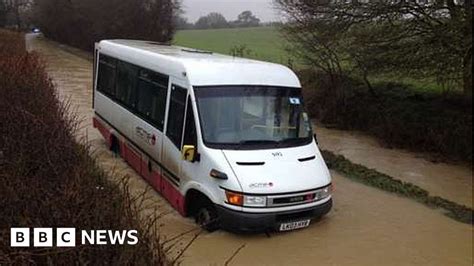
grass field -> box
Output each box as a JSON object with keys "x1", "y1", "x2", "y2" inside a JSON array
[
  {"x1": 174, "y1": 26, "x2": 449, "y2": 93},
  {"x1": 174, "y1": 27, "x2": 292, "y2": 65}
]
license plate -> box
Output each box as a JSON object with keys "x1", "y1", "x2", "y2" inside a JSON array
[{"x1": 279, "y1": 219, "x2": 311, "y2": 231}]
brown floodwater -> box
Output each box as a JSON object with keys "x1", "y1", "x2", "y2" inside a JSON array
[
  {"x1": 315, "y1": 126, "x2": 473, "y2": 208},
  {"x1": 26, "y1": 34, "x2": 473, "y2": 265}
]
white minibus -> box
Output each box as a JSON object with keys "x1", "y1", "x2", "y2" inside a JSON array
[{"x1": 92, "y1": 40, "x2": 332, "y2": 232}]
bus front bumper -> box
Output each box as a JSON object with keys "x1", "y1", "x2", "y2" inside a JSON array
[{"x1": 216, "y1": 198, "x2": 332, "y2": 233}]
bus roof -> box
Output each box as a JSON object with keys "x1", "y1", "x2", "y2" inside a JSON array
[{"x1": 98, "y1": 40, "x2": 301, "y2": 88}]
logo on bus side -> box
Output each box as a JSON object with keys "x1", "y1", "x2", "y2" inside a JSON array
[{"x1": 135, "y1": 127, "x2": 156, "y2": 146}]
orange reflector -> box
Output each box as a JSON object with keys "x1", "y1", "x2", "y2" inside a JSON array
[{"x1": 225, "y1": 191, "x2": 243, "y2": 206}]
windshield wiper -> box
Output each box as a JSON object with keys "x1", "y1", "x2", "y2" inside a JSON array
[
  {"x1": 238, "y1": 140, "x2": 280, "y2": 148},
  {"x1": 278, "y1": 138, "x2": 307, "y2": 145}
]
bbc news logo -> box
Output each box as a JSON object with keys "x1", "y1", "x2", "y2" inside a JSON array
[{"x1": 10, "y1": 228, "x2": 138, "y2": 247}]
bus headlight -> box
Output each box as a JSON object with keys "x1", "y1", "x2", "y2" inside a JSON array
[
  {"x1": 317, "y1": 185, "x2": 331, "y2": 200},
  {"x1": 225, "y1": 191, "x2": 266, "y2": 207},
  {"x1": 244, "y1": 195, "x2": 267, "y2": 207}
]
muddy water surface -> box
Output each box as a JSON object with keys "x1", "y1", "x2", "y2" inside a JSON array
[
  {"x1": 315, "y1": 126, "x2": 473, "y2": 208},
  {"x1": 27, "y1": 34, "x2": 473, "y2": 265}
]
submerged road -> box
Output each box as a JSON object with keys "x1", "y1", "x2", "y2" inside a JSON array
[
  {"x1": 316, "y1": 126, "x2": 473, "y2": 208},
  {"x1": 27, "y1": 34, "x2": 473, "y2": 265}
]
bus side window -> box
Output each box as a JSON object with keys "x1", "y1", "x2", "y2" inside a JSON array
[
  {"x1": 97, "y1": 54, "x2": 116, "y2": 97},
  {"x1": 166, "y1": 85, "x2": 187, "y2": 149},
  {"x1": 116, "y1": 61, "x2": 138, "y2": 109},
  {"x1": 183, "y1": 98, "x2": 197, "y2": 147},
  {"x1": 136, "y1": 69, "x2": 168, "y2": 131}
]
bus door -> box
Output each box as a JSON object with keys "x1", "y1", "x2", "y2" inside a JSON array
[
  {"x1": 161, "y1": 77, "x2": 188, "y2": 212},
  {"x1": 132, "y1": 68, "x2": 169, "y2": 190}
]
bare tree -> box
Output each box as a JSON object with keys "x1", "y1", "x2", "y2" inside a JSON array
[
  {"x1": 1, "y1": 0, "x2": 32, "y2": 28},
  {"x1": 195, "y1": 12, "x2": 229, "y2": 29},
  {"x1": 275, "y1": 0, "x2": 472, "y2": 98},
  {"x1": 234, "y1": 10, "x2": 261, "y2": 27},
  {"x1": 0, "y1": 1, "x2": 7, "y2": 26},
  {"x1": 33, "y1": 0, "x2": 181, "y2": 51}
]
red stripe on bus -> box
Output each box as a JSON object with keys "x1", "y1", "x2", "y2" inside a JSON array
[
  {"x1": 141, "y1": 160, "x2": 162, "y2": 192},
  {"x1": 123, "y1": 143, "x2": 142, "y2": 174},
  {"x1": 93, "y1": 116, "x2": 186, "y2": 216},
  {"x1": 93, "y1": 117, "x2": 112, "y2": 147},
  {"x1": 161, "y1": 175, "x2": 186, "y2": 216}
]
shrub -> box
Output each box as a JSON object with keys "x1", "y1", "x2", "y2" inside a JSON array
[
  {"x1": 34, "y1": 0, "x2": 180, "y2": 51},
  {"x1": 302, "y1": 70, "x2": 473, "y2": 163},
  {"x1": 0, "y1": 29, "x2": 25, "y2": 54},
  {"x1": 0, "y1": 30, "x2": 164, "y2": 264}
]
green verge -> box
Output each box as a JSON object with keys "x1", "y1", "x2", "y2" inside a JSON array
[{"x1": 321, "y1": 150, "x2": 473, "y2": 225}]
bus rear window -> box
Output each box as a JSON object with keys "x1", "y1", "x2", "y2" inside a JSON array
[{"x1": 97, "y1": 54, "x2": 116, "y2": 96}]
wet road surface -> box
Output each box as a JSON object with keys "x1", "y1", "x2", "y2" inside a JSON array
[
  {"x1": 27, "y1": 34, "x2": 473, "y2": 265},
  {"x1": 316, "y1": 126, "x2": 473, "y2": 208}
]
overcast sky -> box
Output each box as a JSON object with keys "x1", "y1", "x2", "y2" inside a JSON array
[{"x1": 181, "y1": 0, "x2": 280, "y2": 23}]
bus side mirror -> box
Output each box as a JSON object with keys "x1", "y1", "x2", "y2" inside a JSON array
[{"x1": 182, "y1": 145, "x2": 196, "y2": 162}]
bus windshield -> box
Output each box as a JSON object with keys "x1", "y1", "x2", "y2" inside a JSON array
[{"x1": 194, "y1": 86, "x2": 313, "y2": 150}]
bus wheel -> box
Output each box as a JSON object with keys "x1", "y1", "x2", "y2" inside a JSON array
[
  {"x1": 195, "y1": 202, "x2": 219, "y2": 232},
  {"x1": 110, "y1": 136, "x2": 120, "y2": 156}
]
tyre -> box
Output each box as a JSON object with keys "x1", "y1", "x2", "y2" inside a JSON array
[
  {"x1": 195, "y1": 202, "x2": 219, "y2": 232},
  {"x1": 110, "y1": 136, "x2": 120, "y2": 155}
]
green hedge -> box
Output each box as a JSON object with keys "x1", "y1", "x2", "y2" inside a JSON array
[
  {"x1": 0, "y1": 30, "x2": 164, "y2": 265},
  {"x1": 303, "y1": 71, "x2": 472, "y2": 163}
]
